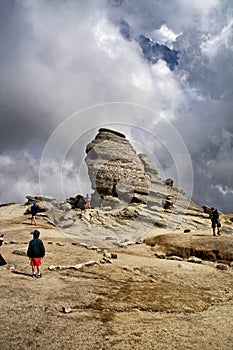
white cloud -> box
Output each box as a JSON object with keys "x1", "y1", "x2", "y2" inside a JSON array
[
  {"x1": 151, "y1": 60, "x2": 185, "y2": 111},
  {"x1": 94, "y1": 18, "x2": 120, "y2": 58},
  {"x1": 152, "y1": 24, "x2": 182, "y2": 48},
  {"x1": 215, "y1": 185, "x2": 233, "y2": 195},
  {"x1": 201, "y1": 19, "x2": 233, "y2": 57}
]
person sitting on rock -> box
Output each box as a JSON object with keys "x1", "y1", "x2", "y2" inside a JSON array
[{"x1": 209, "y1": 207, "x2": 221, "y2": 236}]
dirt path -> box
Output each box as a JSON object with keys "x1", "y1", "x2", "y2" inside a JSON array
[{"x1": 0, "y1": 205, "x2": 233, "y2": 349}]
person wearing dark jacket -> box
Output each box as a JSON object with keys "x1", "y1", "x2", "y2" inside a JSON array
[
  {"x1": 209, "y1": 207, "x2": 221, "y2": 236},
  {"x1": 31, "y1": 201, "x2": 38, "y2": 226},
  {"x1": 27, "y1": 230, "x2": 45, "y2": 278}
]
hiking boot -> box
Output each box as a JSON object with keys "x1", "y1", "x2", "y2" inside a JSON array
[
  {"x1": 32, "y1": 273, "x2": 36, "y2": 278},
  {"x1": 36, "y1": 273, "x2": 42, "y2": 278}
]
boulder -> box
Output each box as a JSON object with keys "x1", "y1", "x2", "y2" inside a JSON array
[
  {"x1": 179, "y1": 263, "x2": 193, "y2": 271},
  {"x1": 216, "y1": 263, "x2": 229, "y2": 270},
  {"x1": 67, "y1": 195, "x2": 86, "y2": 210},
  {"x1": 13, "y1": 248, "x2": 27, "y2": 256},
  {"x1": 62, "y1": 306, "x2": 72, "y2": 314},
  {"x1": 154, "y1": 252, "x2": 166, "y2": 259},
  {"x1": 187, "y1": 256, "x2": 203, "y2": 264},
  {"x1": 164, "y1": 178, "x2": 174, "y2": 187}
]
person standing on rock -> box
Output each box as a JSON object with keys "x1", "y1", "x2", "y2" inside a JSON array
[
  {"x1": 85, "y1": 194, "x2": 91, "y2": 209},
  {"x1": 31, "y1": 201, "x2": 38, "y2": 226},
  {"x1": 100, "y1": 195, "x2": 104, "y2": 209},
  {"x1": 27, "y1": 230, "x2": 45, "y2": 278},
  {"x1": 209, "y1": 207, "x2": 221, "y2": 236}
]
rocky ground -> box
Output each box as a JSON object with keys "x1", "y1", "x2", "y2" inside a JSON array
[{"x1": 0, "y1": 203, "x2": 233, "y2": 350}]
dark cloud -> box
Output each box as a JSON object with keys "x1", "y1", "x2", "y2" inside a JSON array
[
  {"x1": 119, "y1": 20, "x2": 132, "y2": 40},
  {"x1": 137, "y1": 34, "x2": 179, "y2": 70},
  {"x1": 0, "y1": 0, "x2": 232, "y2": 213}
]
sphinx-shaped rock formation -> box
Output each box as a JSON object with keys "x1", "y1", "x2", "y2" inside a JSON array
[{"x1": 85, "y1": 128, "x2": 149, "y2": 207}]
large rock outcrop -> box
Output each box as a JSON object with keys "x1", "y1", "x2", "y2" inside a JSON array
[
  {"x1": 29, "y1": 128, "x2": 232, "y2": 245},
  {"x1": 85, "y1": 128, "x2": 149, "y2": 207}
]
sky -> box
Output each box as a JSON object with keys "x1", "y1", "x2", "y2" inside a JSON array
[{"x1": 0, "y1": 0, "x2": 233, "y2": 213}]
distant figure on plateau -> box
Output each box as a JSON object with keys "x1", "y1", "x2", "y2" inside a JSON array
[
  {"x1": 0, "y1": 234, "x2": 7, "y2": 266},
  {"x1": 27, "y1": 230, "x2": 45, "y2": 278},
  {"x1": 209, "y1": 207, "x2": 221, "y2": 236},
  {"x1": 85, "y1": 194, "x2": 91, "y2": 209},
  {"x1": 0, "y1": 234, "x2": 4, "y2": 246},
  {"x1": 31, "y1": 201, "x2": 38, "y2": 226}
]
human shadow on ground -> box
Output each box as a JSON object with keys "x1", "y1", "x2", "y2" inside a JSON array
[{"x1": 11, "y1": 270, "x2": 32, "y2": 277}]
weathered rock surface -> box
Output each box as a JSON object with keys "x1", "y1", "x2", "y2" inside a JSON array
[
  {"x1": 85, "y1": 128, "x2": 149, "y2": 207},
  {"x1": 145, "y1": 233, "x2": 233, "y2": 263}
]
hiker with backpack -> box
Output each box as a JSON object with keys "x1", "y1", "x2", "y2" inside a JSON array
[{"x1": 209, "y1": 207, "x2": 221, "y2": 236}]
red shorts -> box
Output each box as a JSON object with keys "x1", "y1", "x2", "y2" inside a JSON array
[{"x1": 30, "y1": 257, "x2": 42, "y2": 266}]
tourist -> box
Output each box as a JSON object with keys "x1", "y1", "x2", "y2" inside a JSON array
[
  {"x1": 100, "y1": 195, "x2": 104, "y2": 209},
  {"x1": 27, "y1": 230, "x2": 45, "y2": 278},
  {"x1": 85, "y1": 194, "x2": 91, "y2": 209},
  {"x1": 0, "y1": 234, "x2": 7, "y2": 266},
  {"x1": 31, "y1": 200, "x2": 38, "y2": 226},
  {"x1": 0, "y1": 234, "x2": 4, "y2": 246},
  {"x1": 209, "y1": 207, "x2": 221, "y2": 236}
]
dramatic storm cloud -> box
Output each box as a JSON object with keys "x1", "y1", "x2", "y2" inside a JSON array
[{"x1": 0, "y1": 0, "x2": 232, "y2": 213}]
